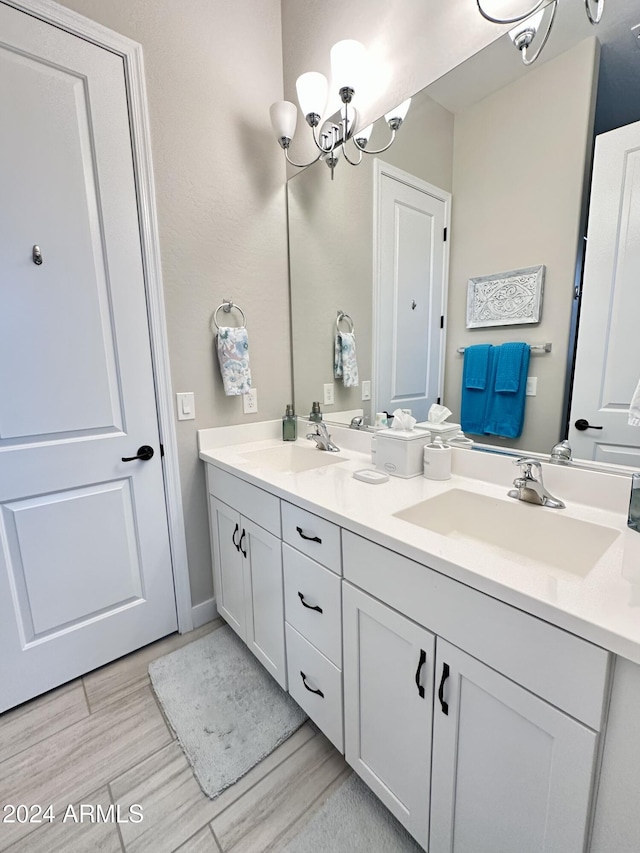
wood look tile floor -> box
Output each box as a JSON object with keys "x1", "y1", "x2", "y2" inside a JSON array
[{"x1": 0, "y1": 620, "x2": 350, "y2": 853}]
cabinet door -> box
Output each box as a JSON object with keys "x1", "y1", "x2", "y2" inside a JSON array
[
  {"x1": 209, "y1": 498, "x2": 245, "y2": 639},
  {"x1": 430, "y1": 639, "x2": 598, "y2": 853},
  {"x1": 242, "y1": 516, "x2": 286, "y2": 689},
  {"x1": 343, "y1": 582, "x2": 435, "y2": 849}
]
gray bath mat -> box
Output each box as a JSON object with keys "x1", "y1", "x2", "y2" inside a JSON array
[
  {"x1": 149, "y1": 625, "x2": 307, "y2": 799},
  {"x1": 284, "y1": 774, "x2": 423, "y2": 853}
]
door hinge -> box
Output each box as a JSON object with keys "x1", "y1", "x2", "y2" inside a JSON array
[
  {"x1": 440, "y1": 315, "x2": 444, "y2": 329},
  {"x1": 443, "y1": 227, "x2": 448, "y2": 242},
  {"x1": 160, "y1": 443, "x2": 164, "y2": 458},
  {"x1": 437, "y1": 396, "x2": 441, "y2": 405}
]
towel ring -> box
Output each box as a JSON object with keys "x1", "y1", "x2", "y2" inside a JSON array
[
  {"x1": 213, "y1": 300, "x2": 246, "y2": 331},
  {"x1": 336, "y1": 311, "x2": 355, "y2": 334}
]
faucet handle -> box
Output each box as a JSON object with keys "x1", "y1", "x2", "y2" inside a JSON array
[{"x1": 514, "y1": 457, "x2": 542, "y2": 478}]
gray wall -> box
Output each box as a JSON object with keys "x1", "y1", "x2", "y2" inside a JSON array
[
  {"x1": 59, "y1": 0, "x2": 291, "y2": 607},
  {"x1": 443, "y1": 38, "x2": 600, "y2": 453}
]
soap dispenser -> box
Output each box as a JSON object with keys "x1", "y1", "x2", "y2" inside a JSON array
[
  {"x1": 282, "y1": 404, "x2": 297, "y2": 441},
  {"x1": 309, "y1": 401, "x2": 323, "y2": 423}
]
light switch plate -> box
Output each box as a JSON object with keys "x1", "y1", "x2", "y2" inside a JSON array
[
  {"x1": 362, "y1": 380, "x2": 371, "y2": 401},
  {"x1": 323, "y1": 383, "x2": 335, "y2": 405},
  {"x1": 526, "y1": 377, "x2": 538, "y2": 396},
  {"x1": 176, "y1": 392, "x2": 195, "y2": 420},
  {"x1": 243, "y1": 388, "x2": 258, "y2": 414}
]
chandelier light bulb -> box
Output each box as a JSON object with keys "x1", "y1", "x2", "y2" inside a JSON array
[
  {"x1": 269, "y1": 101, "x2": 298, "y2": 146},
  {"x1": 330, "y1": 39, "x2": 366, "y2": 98},
  {"x1": 384, "y1": 98, "x2": 412, "y2": 130},
  {"x1": 296, "y1": 72, "x2": 328, "y2": 122}
]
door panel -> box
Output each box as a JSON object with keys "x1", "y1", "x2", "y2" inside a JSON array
[
  {"x1": 430, "y1": 639, "x2": 597, "y2": 853},
  {"x1": 210, "y1": 499, "x2": 245, "y2": 638},
  {"x1": 0, "y1": 4, "x2": 177, "y2": 711},
  {"x1": 570, "y1": 121, "x2": 640, "y2": 463},
  {"x1": 343, "y1": 582, "x2": 434, "y2": 849},
  {"x1": 374, "y1": 165, "x2": 448, "y2": 422}
]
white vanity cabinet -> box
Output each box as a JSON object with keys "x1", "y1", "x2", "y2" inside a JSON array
[
  {"x1": 343, "y1": 582, "x2": 435, "y2": 849},
  {"x1": 207, "y1": 467, "x2": 286, "y2": 689},
  {"x1": 342, "y1": 531, "x2": 610, "y2": 853}
]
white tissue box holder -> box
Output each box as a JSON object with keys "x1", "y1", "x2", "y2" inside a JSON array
[
  {"x1": 375, "y1": 428, "x2": 430, "y2": 478},
  {"x1": 415, "y1": 421, "x2": 461, "y2": 439}
]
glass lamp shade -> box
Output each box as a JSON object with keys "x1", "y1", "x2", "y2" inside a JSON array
[
  {"x1": 296, "y1": 72, "x2": 328, "y2": 118},
  {"x1": 269, "y1": 101, "x2": 297, "y2": 142},
  {"x1": 384, "y1": 98, "x2": 412, "y2": 126},
  {"x1": 330, "y1": 39, "x2": 366, "y2": 92},
  {"x1": 354, "y1": 123, "x2": 374, "y2": 147}
]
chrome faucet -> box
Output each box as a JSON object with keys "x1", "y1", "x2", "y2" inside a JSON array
[
  {"x1": 306, "y1": 421, "x2": 340, "y2": 452},
  {"x1": 629, "y1": 473, "x2": 640, "y2": 532},
  {"x1": 550, "y1": 439, "x2": 572, "y2": 465},
  {"x1": 508, "y1": 458, "x2": 565, "y2": 509}
]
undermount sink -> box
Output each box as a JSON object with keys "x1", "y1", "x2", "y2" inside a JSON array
[
  {"x1": 240, "y1": 443, "x2": 344, "y2": 473},
  {"x1": 394, "y1": 488, "x2": 620, "y2": 576}
]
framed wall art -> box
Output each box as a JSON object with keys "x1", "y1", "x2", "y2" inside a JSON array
[{"x1": 466, "y1": 265, "x2": 545, "y2": 329}]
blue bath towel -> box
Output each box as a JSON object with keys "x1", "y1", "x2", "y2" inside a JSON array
[
  {"x1": 461, "y1": 345, "x2": 494, "y2": 435},
  {"x1": 484, "y1": 343, "x2": 530, "y2": 438}
]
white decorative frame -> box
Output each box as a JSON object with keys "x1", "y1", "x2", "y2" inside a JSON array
[
  {"x1": 466, "y1": 264, "x2": 545, "y2": 329},
  {"x1": 4, "y1": 0, "x2": 194, "y2": 632}
]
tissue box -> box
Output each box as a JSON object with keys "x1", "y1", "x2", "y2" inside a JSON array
[
  {"x1": 375, "y1": 428, "x2": 431, "y2": 478},
  {"x1": 415, "y1": 421, "x2": 461, "y2": 440}
]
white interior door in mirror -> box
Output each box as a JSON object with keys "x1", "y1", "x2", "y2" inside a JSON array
[
  {"x1": 0, "y1": 4, "x2": 177, "y2": 712},
  {"x1": 570, "y1": 119, "x2": 640, "y2": 467},
  {"x1": 373, "y1": 161, "x2": 450, "y2": 422}
]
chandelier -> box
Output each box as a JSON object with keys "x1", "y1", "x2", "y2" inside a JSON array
[
  {"x1": 477, "y1": 0, "x2": 605, "y2": 65},
  {"x1": 269, "y1": 39, "x2": 411, "y2": 178}
]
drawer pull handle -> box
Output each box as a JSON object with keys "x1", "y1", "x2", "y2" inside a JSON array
[
  {"x1": 298, "y1": 592, "x2": 323, "y2": 613},
  {"x1": 300, "y1": 671, "x2": 324, "y2": 698},
  {"x1": 232, "y1": 523, "x2": 240, "y2": 552},
  {"x1": 438, "y1": 662, "x2": 450, "y2": 716},
  {"x1": 296, "y1": 525, "x2": 322, "y2": 544},
  {"x1": 415, "y1": 649, "x2": 427, "y2": 699},
  {"x1": 238, "y1": 529, "x2": 247, "y2": 558}
]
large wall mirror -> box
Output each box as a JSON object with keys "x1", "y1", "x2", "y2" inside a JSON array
[{"x1": 288, "y1": 0, "x2": 640, "y2": 467}]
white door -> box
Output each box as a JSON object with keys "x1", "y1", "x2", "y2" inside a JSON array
[
  {"x1": 343, "y1": 582, "x2": 434, "y2": 849},
  {"x1": 0, "y1": 4, "x2": 177, "y2": 712},
  {"x1": 210, "y1": 499, "x2": 246, "y2": 638},
  {"x1": 373, "y1": 161, "x2": 450, "y2": 422},
  {"x1": 429, "y1": 639, "x2": 597, "y2": 853},
  {"x1": 570, "y1": 120, "x2": 640, "y2": 466},
  {"x1": 242, "y1": 517, "x2": 286, "y2": 688}
]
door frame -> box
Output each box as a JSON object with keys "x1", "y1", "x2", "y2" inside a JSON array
[
  {"x1": 3, "y1": 0, "x2": 193, "y2": 632},
  {"x1": 372, "y1": 158, "x2": 451, "y2": 418}
]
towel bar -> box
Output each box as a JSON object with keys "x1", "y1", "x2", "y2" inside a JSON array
[
  {"x1": 336, "y1": 311, "x2": 355, "y2": 334},
  {"x1": 457, "y1": 342, "x2": 551, "y2": 355}
]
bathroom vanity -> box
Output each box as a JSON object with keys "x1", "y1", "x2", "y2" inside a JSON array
[{"x1": 199, "y1": 422, "x2": 640, "y2": 853}]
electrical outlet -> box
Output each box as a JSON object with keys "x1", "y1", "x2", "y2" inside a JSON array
[
  {"x1": 323, "y1": 383, "x2": 335, "y2": 406},
  {"x1": 361, "y1": 380, "x2": 371, "y2": 401},
  {"x1": 242, "y1": 388, "x2": 258, "y2": 414},
  {"x1": 526, "y1": 377, "x2": 538, "y2": 397}
]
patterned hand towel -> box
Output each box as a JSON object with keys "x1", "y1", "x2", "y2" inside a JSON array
[
  {"x1": 216, "y1": 327, "x2": 252, "y2": 396},
  {"x1": 334, "y1": 331, "x2": 359, "y2": 388}
]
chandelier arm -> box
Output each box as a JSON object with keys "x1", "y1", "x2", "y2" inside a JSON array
[
  {"x1": 354, "y1": 128, "x2": 397, "y2": 156},
  {"x1": 284, "y1": 149, "x2": 324, "y2": 169},
  {"x1": 476, "y1": 0, "x2": 547, "y2": 25},
  {"x1": 520, "y1": 0, "x2": 557, "y2": 65},
  {"x1": 584, "y1": 0, "x2": 604, "y2": 24},
  {"x1": 342, "y1": 141, "x2": 363, "y2": 166}
]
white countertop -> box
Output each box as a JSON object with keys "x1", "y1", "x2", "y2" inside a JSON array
[{"x1": 199, "y1": 423, "x2": 640, "y2": 664}]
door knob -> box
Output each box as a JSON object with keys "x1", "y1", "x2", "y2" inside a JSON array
[
  {"x1": 574, "y1": 419, "x2": 603, "y2": 431},
  {"x1": 121, "y1": 445, "x2": 155, "y2": 462}
]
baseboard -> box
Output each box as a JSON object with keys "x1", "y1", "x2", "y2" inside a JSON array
[{"x1": 191, "y1": 597, "x2": 219, "y2": 630}]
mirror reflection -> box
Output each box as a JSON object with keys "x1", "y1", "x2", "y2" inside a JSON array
[{"x1": 288, "y1": 1, "x2": 640, "y2": 465}]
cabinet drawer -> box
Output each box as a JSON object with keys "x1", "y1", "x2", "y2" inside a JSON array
[
  {"x1": 343, "y1": 532, "x2": 611, "y2": 731},
  {"x1": 207, "y1": 465, "x2": 280, "y2": 537},
  {"x1": 286, "y1": 623, "x2": 343, "y2": 752},
  {"x1": 283, "y1": 544, "x2": 342, "y2": 666},
  {"x1": 282, "y1": 502, "x2": 341, "y2": 574}
]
